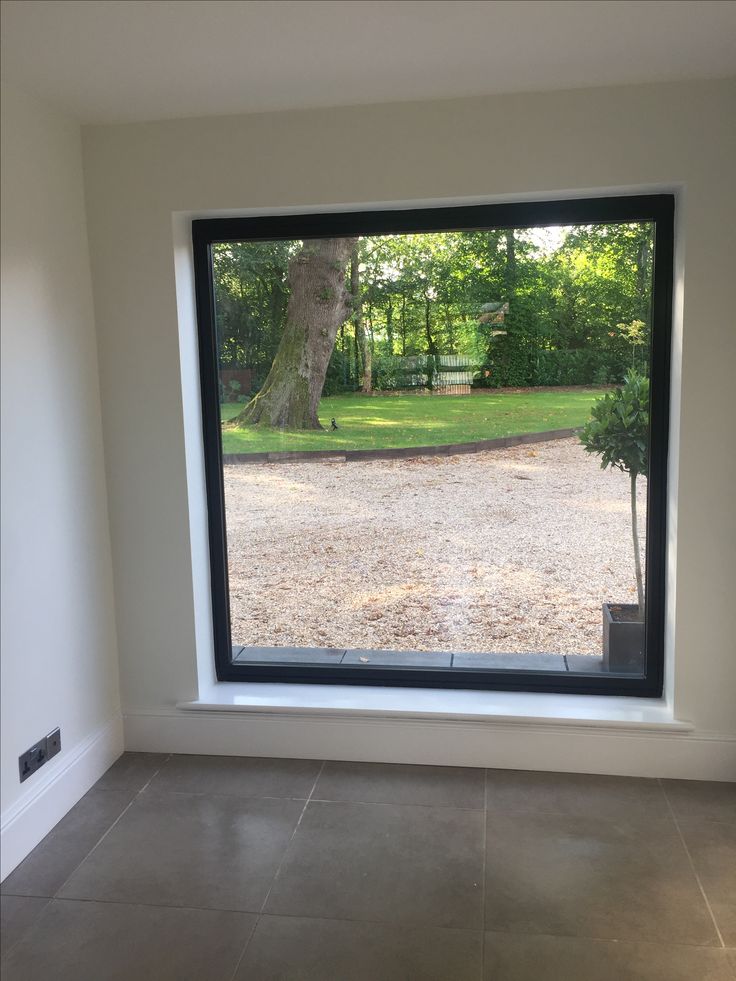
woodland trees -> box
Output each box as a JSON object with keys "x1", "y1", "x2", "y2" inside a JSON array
[
  {"x1": 229, "y1": 237, "x2": 356, "y2": 430},
  {"x1": 213, "y1": 222, "x2": 654, "y2": 428}
]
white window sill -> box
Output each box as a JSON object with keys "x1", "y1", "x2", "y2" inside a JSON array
[{"x1": 177, "y1": 683, "x2": 692, "y2": 733}]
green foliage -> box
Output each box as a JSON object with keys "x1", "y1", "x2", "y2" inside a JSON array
[
  {"x1": 220, "y1": 378, "x2": 248, "y2": 403},
  {"x1": 212, "y1": 240, "x2": 293, "y2": 374},
  {"x1": 580, "y1": 369, "x2": 650, "y2": 612},
  {"x1": 213, "y1": 222, "x2": 655, "y2": 395},
  {"x1": 369, "y1": 352, "x2": 407, "y2": 391},
  {"x1": 579, "y1": 372, "x2": 649, "y2": 477},
  {"x1": 322, "y1": 347, "x2": 353, "y2": 396},
  {"x1": 535, "y1": 349, "x2": 622, "y2": 387},
  {"x1": 616, "y1": 318, "x2": 648, "y2": 372},
  {"x1": 483, "y1": 294, "x2": 538, "y2": 387},
  {"x1": 220, "y1": 389, "x2": 602, "y2": 454}
]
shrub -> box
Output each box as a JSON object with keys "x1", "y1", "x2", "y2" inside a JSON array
[
  {"x1": 535, "y1": 349, "x2": 628, "y2": 387},
  {"x1": 579, "y1": 371, "x2": 649, "y2": 612},
  {"x1": 323, "y1": 348, "x2": 355, "y2": 395}
]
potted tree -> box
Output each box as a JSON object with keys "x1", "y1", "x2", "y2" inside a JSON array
[{"x1": 579, "y1": 371, "x2": 648, "y2": 672}]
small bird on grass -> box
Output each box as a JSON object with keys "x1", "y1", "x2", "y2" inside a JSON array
[{"x1": 330, "y1": 418, "x2": 339, "y2": 430}]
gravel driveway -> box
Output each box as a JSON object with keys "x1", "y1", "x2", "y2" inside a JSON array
[{"x1": 224, "y1": 438, "x2": 646, "y2": 657}]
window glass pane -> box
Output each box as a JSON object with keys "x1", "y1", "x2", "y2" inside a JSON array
[{"x1": 211, "y1": 222, "x2": 654, "y2": 679}]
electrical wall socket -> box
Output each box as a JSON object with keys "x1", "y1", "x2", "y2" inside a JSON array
[
  {"x1": 18, "y1": 728, "x2": 61, "y2": 783},
  {"x1": 18, "y1": 741, "x2": 47, "y2": 782},
  {"x1": 46, "y1": 727, "x2": 61, "y2": 759}
]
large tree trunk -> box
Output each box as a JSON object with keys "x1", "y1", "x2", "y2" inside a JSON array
[
  {"x1": 362, "y1": 331, "x2": 373, "y2": 394},
  {"x1": 351, "y1": 245, "x2": 372, "y2": 394},
  {"x1": 234, "y1": 237, "x2": 356, "y2": 429}
]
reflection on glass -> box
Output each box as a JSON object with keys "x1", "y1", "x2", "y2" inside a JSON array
[{"x1": 213, "y1": 224, "x2": 653, "y2": 676}]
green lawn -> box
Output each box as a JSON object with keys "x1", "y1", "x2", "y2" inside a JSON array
[{"x1": 220, "y1": 389, "x2": 604, "y2": 454}]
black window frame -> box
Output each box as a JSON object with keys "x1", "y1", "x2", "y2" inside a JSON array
[{"x1": 193, "y1": 193, "x2": 674, "y2": 697}]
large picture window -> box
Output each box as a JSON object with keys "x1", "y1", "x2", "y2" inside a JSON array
[{"x1": 193, "y1": 195, "x2": 673, "y2": 695}]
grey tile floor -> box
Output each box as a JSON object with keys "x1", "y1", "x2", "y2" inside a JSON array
[{"x1": 1, "y1": 754, "x2": 734, "y2": 980}]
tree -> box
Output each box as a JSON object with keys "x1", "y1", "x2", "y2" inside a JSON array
[
  {"x1": 551, "y1": 223, "x2": 653, "y2": 363},
  {"x1": 216, "y1": 222, "x2": 656, "y2": 398},
  {"x1": 350, "y1": 244, "x2": 372, "y2": 393},
  {"x1": 579, "y1": 371, "x2": 649, "y2": 612},
  {"x1": 212, "y1": 241, "x2": 292, "y2": 382},
  {"x1": 616, "y1": 318, "x2": 647, "y2": 371},
  {"x1": 232, "y1": 237, "x2": 357, "y2": 429}
]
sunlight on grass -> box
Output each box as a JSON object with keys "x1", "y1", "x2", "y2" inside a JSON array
[
  {"x1": 351, "y1": 417, "x2": 400, "y2": 427},
  {"x1": 220, "y1": 389, "x2": 603, "y2": 454}
]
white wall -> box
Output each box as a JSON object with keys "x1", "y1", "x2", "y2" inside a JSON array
[
  {"x1": 1, "y1": 86, "x2": 122, "y2": 877},
  {"x1": 80, "y1": 79, "x2": 736, "y2": 771}
]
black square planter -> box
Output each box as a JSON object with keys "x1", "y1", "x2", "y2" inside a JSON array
[{"x1": 602, "y1": 603, "x2": 645, "y2": 674}]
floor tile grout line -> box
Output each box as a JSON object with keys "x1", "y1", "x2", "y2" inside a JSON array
[
  {"x1": 1, "y1": 756, "x2": 174, "y2": 963},
  {"x1": 50, "y1": 755, "x2": 173, "y2": 901},
  {"x1": 122, "y1": 786, "x2": 486, "y2": 810},
  {"x1": 11, "y1": 894, "x2": 256, "y2": 916},
  {"x1": 259, "y1": 759, "x2": 327, "y2": 913},
  {"x1": 226, "y1": 760, "x2": 329, "y2": 981},
  {"x1": 225, "y1": 914, "x2": 260, "y2": 981},
  {"x1": 484, "y1": 924, "x2": 734, "y2": 950},
  {"x1": 12, "y1": 761, "x2": 729, "y2": 965},
  {"x1": 308, "y1": 796, "x2": 484, "y2": 811},
  {"x1": 14, "y1": 893, "x2": 486, "y2": 933},
  {"x1": 5, "y1": 893, "x2": 731, "y2": 952},
  {"x1": 81, "y1": 780, "x2": 677, "y2": 818},
  {"x1": 658, "y1": 778, "x2": 726, "y2": 949},
  {"x1": 0, "y1": 895, "x2": 51, "y2": 963},
  {"x1": 138, "y1": 790, "x2": 314, "y2": 803}
]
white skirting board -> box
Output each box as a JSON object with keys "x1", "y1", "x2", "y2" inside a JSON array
[
  {"x1": 123, "y1": 709, "x2": 736, "y2": 781},
  {"x1": 0, "y1": 714, "x2": 124, "y2": 881}
]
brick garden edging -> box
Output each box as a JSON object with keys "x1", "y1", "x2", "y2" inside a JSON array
[{"x1": 222, "y1": 427, "x2": 579, "y2": 465}]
